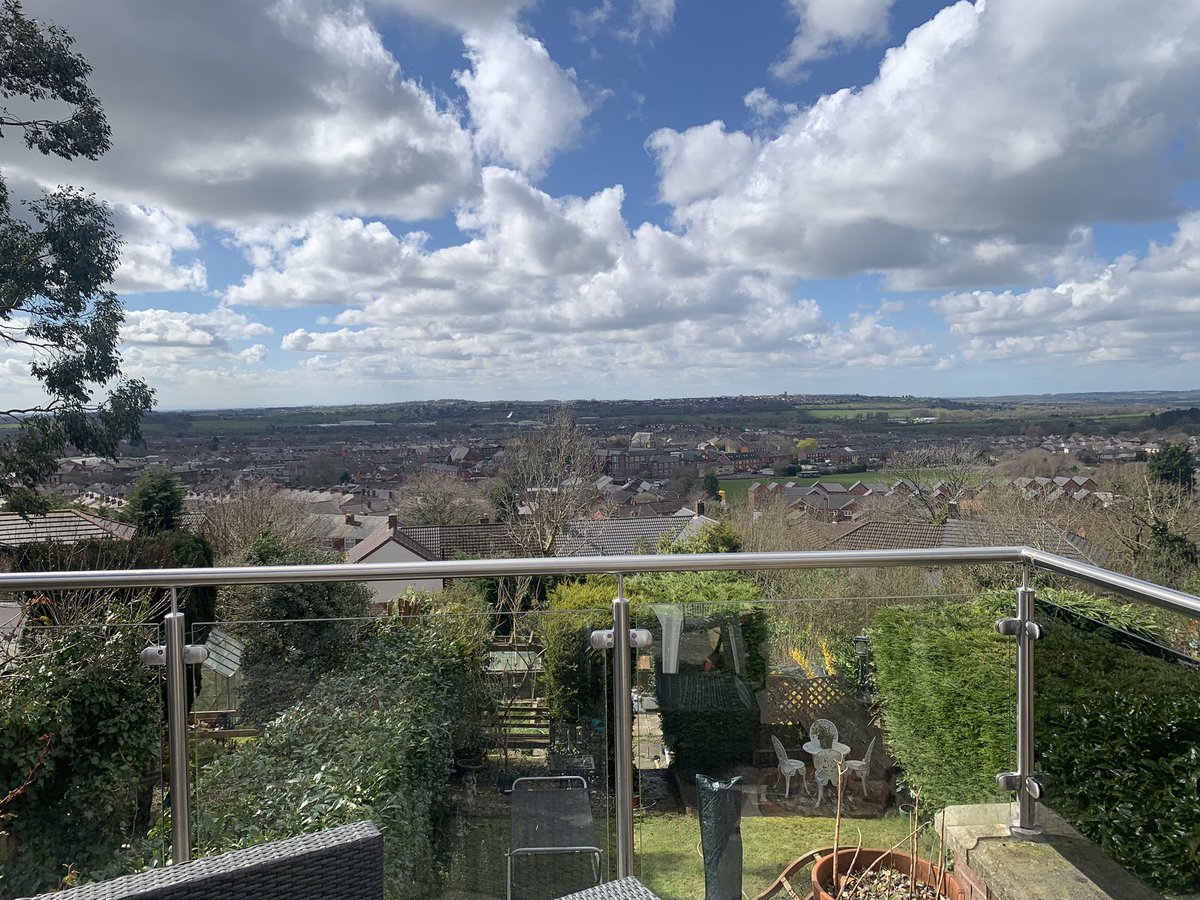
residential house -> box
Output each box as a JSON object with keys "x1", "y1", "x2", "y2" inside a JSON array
[{"x1": 349, "y1": 513, "x2": 717, "y2": 610}]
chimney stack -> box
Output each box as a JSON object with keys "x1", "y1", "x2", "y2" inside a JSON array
[
  {"x1": 696, "y1": 500, "x2": 706, "y2": 516},
  {"x1": 345, "y1": 513, "x2": 357, "y2": 526},
  {"x1": 387, "y1": 514, "x2": 397, "y2": 530}
]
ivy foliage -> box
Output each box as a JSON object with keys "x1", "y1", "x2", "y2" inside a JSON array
[
  {"x1": 870, "y1": 595, "x2": 1200, "y2": 894},
  {"x1": 0, "y1": 613, "x2": 161, "y2": 896},
  {"x1": 190, "y1": 615, "x2": 487, "y2": 897}
]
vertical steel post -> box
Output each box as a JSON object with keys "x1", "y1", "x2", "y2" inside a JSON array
[
  {"x1": 165, "y1": 587, "x2": 191, "y2": 863},
  {"x1": 612, "y1": 574, "x2": 635, "y2": 878},
  {"x1": 1014, "y1": 565, "x2": 1040, "y2": 835}
]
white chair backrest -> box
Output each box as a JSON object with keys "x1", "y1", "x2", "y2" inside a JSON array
[
  {"x1": 813, "y1": 748, "x2": 842, "y2": 778},
  {"x1": 810, "y1": 718, "x2": 838, "y2": 746},
  {"x1": 862, "y1": 736, "x2": 877, "y2": 767},
  {"x1": 770, "y1": 734, "x2": 788, "y2": 764}
]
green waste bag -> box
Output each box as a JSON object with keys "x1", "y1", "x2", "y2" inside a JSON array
[{"x1": 696, "y1": 773, "x2": 743, "y2": 900}]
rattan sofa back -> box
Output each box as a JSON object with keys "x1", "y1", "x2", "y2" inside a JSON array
[{"x1": 30, "y1": 821, "x2": 384, "y2": 900}]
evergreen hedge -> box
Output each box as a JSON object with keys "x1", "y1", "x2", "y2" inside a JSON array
[{"x1": 871, "y1": 596, "x2": 1200, "y2": 893}]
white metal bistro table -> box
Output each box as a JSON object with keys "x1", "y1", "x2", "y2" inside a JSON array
[
  {"x1": 802, "y1": 739, "x2": 850, "y2": 759},
  {"x1": 555, "y1": 876, "x2": 662, "y2": 899}
]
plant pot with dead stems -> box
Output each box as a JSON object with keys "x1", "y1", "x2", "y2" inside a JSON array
[{"x1": 811, "y1": 848, "x2": 963, "y2": 900}]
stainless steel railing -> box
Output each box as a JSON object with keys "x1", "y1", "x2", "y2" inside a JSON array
[{"x1": 4, "y1": 547, "x2": 1198, "y2": 872}]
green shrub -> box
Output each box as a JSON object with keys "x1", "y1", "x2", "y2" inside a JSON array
[
  {"x1": 871, "y1": 596, "x2": 1200, "y2": 894},
  {"x1": 870, "y1": 598, "x2": 1016, "y2": 806},
  {"x1": 227, "y1": 543, "x2": 371, "y2": 723},
  {"x1": 542, "y1": 578, "x2": 613, "y2": 724},
  {"x1": 190, "y1": 614, "x2": 486, "y2": 897},
  {"x1": 1037, "y1": 624, "x2": 1200, "y2": 893},
  {"x1": 1038, "y1": 588, "x2": 1165, "y2": 641},
  {"x1": 0, "y1": 619, "x2": 161, "y2": 896}
]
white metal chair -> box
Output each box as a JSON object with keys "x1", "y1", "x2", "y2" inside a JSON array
[
  {"x1": 844, "y1": 736, "x2": 877, "y2": 799},
  {"x1": 809, "y1": 718, "x2": 839, "y2": 747},
  {"x1": 813, "y1": 748, "x2": 844, "y2": 807},
  {"x1": 770, "y1": 734, "x2": 807, "y2": 798}
]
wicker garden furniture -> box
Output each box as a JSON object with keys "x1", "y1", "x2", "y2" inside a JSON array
[{"x1": 32, "y1": 821, "x2": 384, "y2": 900}]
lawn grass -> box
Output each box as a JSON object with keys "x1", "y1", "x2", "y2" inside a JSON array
[
  {"x1": 635, "y1": 811, "x2": 926, "y2": 900},
  {"x1": 432, "y1": 804, "x2": 926, "y2": 899}
]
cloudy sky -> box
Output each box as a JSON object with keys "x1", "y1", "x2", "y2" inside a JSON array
[{"x1": 6, "y1": 0, "x2": 1200, "y2": 408}]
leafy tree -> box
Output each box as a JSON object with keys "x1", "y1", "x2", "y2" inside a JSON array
[
  {"x1": 124, "y1": 465, "x2": 185, "y2": 534},
  {"x1": 1147, "y1": 441, "x2": 1195, "y2": 492},
  {"x1": 0, "y1": 0, "x2": 154, "y2": 512},
  {"x1": 701, "y1": 472, "x2": 721, "y2": 498},
  {"x1": 794, "y1": 437, "x2": 820, "y2": 455}
]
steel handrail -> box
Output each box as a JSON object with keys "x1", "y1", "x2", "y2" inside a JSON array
[{"x1": 1, "y1": 545, "x2": 1197, "y2": 617}]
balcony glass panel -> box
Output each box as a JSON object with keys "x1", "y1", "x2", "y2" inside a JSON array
[
  {"x1": 631, "y1": 589, "x2": 1006, "y2": 899},
  {"x1": 184, "y1": 603, "x2": 615, "y2": 900}
]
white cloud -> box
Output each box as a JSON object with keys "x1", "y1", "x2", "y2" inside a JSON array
[
  {"x1": 650, "y1": 0, "x2": 1200, "y2": 289},
  {"x1": 571, "y1": 0, "x2": 674, "y2": 42},
  {"x1": 932, "y1": 212, "x2": 1200, "y2": 364},
  {"x1": 645, "y1": 121, "x2": 757, "y2": 207},
  {"x1": 743, "y1": 87, "x2": 799, "y2": 127},
  {"x1": 111, "y1": 205, "x2": 206, "y2": 294},
  {"x1": 370, "y1": 0, "x2": 528, "y2": 30},
  {"x1": 774, "y1": 0, "x2": 896, "y2": 77},
  {"x1": 223, "y1": 168, "x2": 933, "y2": 395},
  {"x1": 14, "y1": 1, "x2": 478, "y2": 225},
  {"x1": 122, "y1": 308, "x2": 271, "y2": 351},
  {"x1": 626, "y1": 0, "x2": 676, "y2": 41},
  {"x1": 239, "y1": 344, "x2": 270, "y2": 365},
  {"x1": 455, "y1": 23, "x2": 588, "y2": 175}
]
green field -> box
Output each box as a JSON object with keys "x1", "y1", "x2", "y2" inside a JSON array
[{"x1": 800, "y1": 407, "x2": 902, "y2": 420}]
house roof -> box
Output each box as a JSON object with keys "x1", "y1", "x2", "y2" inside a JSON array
[
  {"x1": 826, "y1": 518, "x2": 1102, "y2": 563},
  {"x1": 554, "y1": 515, "x2": 716, "y2": 557},
  {"x1": 0, "y1": 509, "x2": 135, "y2": 548},
  {"x1": 311, "y1": 514, "x2": 389, "y2": 541},
  {"x1": 349, "y1": 514, "x2": 719, "y2": 564},
  {"x1": 398, "y1": 523, "x2": 523, "y2": 560},
  {"x1": 827, "y1": 521, "x2": 947, "y2": 551}
]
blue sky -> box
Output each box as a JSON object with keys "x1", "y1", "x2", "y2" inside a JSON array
[{"x1": 5, "y1": 0, "x2": 1200, "y2": 408}]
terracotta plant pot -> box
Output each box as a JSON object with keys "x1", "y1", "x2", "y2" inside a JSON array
[{"x1": 811, "y1": 848, "x2": 963, "y2": 900}]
